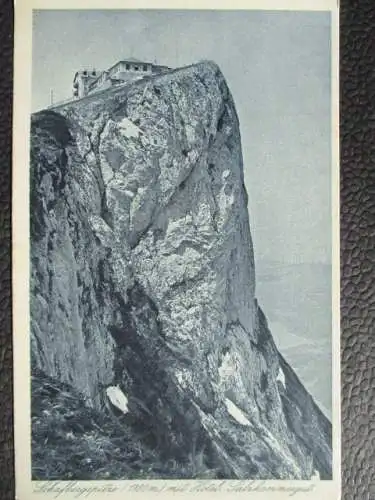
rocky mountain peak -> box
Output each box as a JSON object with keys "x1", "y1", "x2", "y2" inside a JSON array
[{"x1": 30, "y1": 61, "x2": 332, "y2": 480}]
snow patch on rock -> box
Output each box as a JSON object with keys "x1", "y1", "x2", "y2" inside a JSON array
[
  {"x1": 106, "y1": 385, "x2": 129, "y2": 414},
  {"x1": 117, "y1": 118, "x2": 143, "y2": 139},
  {"x1": 123, "y1": 189, "x2": 135, "y2": 199},
  {"x1": 225, "y1": 398, "x2": 251, "y2": 427},
  {"x1": 277, "y1": 366, "x2": 286, "y2": 389}
]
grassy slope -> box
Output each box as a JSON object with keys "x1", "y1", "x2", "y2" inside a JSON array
[{"x1": 31, "y1": 370, "x2": 216, "y2": 480}]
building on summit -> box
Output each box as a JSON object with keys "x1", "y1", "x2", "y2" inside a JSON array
[{"x1": 73, "y1": 58, "x2": 170, "y2": 99}]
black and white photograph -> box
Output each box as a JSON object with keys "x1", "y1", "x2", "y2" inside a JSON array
[{"x1": 12, "y1": 1, "x2": 340, "y2": 498}]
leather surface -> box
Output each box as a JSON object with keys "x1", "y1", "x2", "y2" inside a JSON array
[
  {"x1": 1, "y1": 0, "x2": 375, "y2": 499},
  {"x1": 0, "y1": 1, "x2": 14, "y2": 500},
  {"x1": 340, "y1": 2, "x2": 375, "y2": 499}
]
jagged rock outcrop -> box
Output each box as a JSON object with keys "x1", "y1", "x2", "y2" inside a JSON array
[{"x1": 30, "y1": 61, "x2": 332, "y2": 479}]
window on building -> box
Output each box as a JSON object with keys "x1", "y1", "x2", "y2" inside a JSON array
[
  {"x1": 134, "y1": 66, "x2": 139, "y2": 71},
  {"x1": 126, "y1": 64, "x2": 130, "y2": 70},
  {"x1": 83, "y1": 70, "x2": 87, "y2": 76},
  {"x1": 143, "y1": 64, "x2": 147, "y2": 71},
  {"x1": 92, "y1": 71, "x2": 96, "y2": 76}
]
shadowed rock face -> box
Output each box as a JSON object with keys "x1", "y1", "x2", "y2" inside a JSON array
[{"x1": 30, "y1": 61, "x2": 332, "y2": 479}]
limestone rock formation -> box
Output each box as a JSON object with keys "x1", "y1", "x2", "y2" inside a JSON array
[{"x1": 30, "y1": 61, "x2": 332, "y2": 479}]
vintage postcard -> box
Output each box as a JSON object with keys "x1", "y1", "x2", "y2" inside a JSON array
[{"x1": 12, "y1": 0, "x2": 340, "y2": 499}]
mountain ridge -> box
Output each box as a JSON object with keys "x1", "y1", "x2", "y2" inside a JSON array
[{"x1": 30, "y1": 60, "x2": 332, "y2": 479}]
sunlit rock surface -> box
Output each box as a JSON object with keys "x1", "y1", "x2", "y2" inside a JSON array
[{"x1": 30, "y1": 61, "x2": 332, "y2": 479}]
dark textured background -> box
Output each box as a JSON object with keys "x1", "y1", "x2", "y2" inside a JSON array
[
  {"x1": 1, "y1": 1, "x2": 374, "y2": 499},
  {"x1": 340, "y1": 1, "x2": 375, "y2": 499},
  {"x1": 0, "y1": 1, "x2": 14, "y2": 500}
]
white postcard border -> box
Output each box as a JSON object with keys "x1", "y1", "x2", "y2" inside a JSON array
[{"x1": 12, "y1": 1, "x2": 340, "y2": 499}]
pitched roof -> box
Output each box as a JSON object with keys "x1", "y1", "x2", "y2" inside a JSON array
[
  {"x1": 114, "y1": 57, "x2": 151, "y2": 65},
  {"x1": 107, "y1": 58, "x2": 151, "y2": 73},
  {"x1": 126, "y1": 57, "x2": 144, "y2": 63}
]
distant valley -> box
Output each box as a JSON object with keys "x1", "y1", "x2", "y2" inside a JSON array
[{"x1": 255, "y1": 260, "x2": 332, "y2": 420}]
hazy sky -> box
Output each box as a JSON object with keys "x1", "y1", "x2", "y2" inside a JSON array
[{"x1": 32, "y1": 10, "x2": 332, "y2": 265}]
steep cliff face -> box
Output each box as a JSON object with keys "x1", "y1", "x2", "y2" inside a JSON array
[{"x1": 30, "y1": 61, "x2": 332, "y2": 480}]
